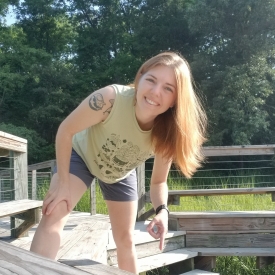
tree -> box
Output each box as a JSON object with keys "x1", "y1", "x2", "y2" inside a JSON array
[
  {"x1": 15, "y1": 0, "x2": 75, "y2": 58},
  {"x1": 186, "y1": 0, "x2": 275, "y2": 145}
]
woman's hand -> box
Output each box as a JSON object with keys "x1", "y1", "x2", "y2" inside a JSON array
[
  {"x1": 42, "y1": 179, "x2": 72, "y2": 216},
  {"x1": 146, "y1": 210, "x2": 168, "y2": 250}
]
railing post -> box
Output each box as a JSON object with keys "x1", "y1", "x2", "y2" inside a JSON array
[
  {"x1": 9, "y1": 151, "x2": 15, "y2": 201},
  {"x1": 13, "y1": 151, "x2": 28, "y2": 200},
  {"x1": 32, "y1": 170, "x2": 37, "y2": 200},
  {"x1": 11, "y1": 150, "x2": 29, "y2": 237},
  {"x1": 136, "y1": 162, "x2": 146, "y2": 221},
  {"x1": 90, "y1": 178, "x2": 96, "y2": 215}
]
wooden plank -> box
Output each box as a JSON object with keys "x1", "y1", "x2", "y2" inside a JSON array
[
  {"x1": 108, "y1": 235, "x2": 186, "y2": 265},
  {"x1": 32, "y1": 170, "x2": 37, "y2": 200},
  {"x1": 11, "y1": 208, "x2": 40, "y2": 238},
  {"x1": 0, "y1": 131, "x2": 27, "y2": 153},
  {"x1": 136, "y1": 163, "x2": 146, "y2": 221},
  {"x1": 186, "y1": 234, "x2": 275, "y2": 248},
  {"x1": 202, "y1": 144, "x2": 275, "y2": 156},
  {"x1": 180, "y1": 270, "x2": 219, "y2": 275},
  {"x1": 187, "y1": 230, "x2": 275, "y2": 234},
  {"x1": 90, "y1": 179, "x2": 96, "y2": 215},
  {"x1": 187, "y1": 247, "x2": 275, "y2": 256},
  {"x1": 14, "y1": 151, "x2": 28, "y2": 200},
  {"x1": 0, "y1": 240, "x2": 102, "y2": 274},
  {"x1": 113, "y1": 249, "x2": 198, "y2": 273},
  {"x1": 0, "y1": 200, "x2": 43, "y2": 218},
  {"x1": 28, "y1": 160, "x2": 56, "y2": 171},
  {"x1": 108, "y1": 220, "x2": 186, "y2": 249},
  {"x1": 169, "y1": 210, "x2": 275, "y2": 218},
  {"x1": 168, "y1": 187, "x2": 275, "y2": 197},
  {"x1": 174, "y1": 216, "x2": 275, "y2": 231},
  {"x1": 59, "y1": 259, "x2": 134, "y2": 275},
  {"x1": 57, "y1": 220, "x2": 111, "y2": 263}
]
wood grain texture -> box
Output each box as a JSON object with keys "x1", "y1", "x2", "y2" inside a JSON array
[
  {"x1": 186, "y1": 234, "x2": 275, "y2": 248},
  {"x1": 184, "y1": 247, "x2": 275, "y2": 256},
  {"x1": 0, "y1": 240, "x2": 99, "y2": 274},
  {"x1": 0, "y1": 131, "x2": 27, "y2": 152},
  {"x1": 108, "y1": 235, "x2": 186, "y2": 265},
  {"x1": 59, "y1": 259, "x2": 134, "y2": 275},
  {"x1": 58, "y1": 220, "x2": 111, "y2": 264},
  {"x1": 120, "y1": 248, "x2": 198, "y2": 273},
  {"x1": 169, "y1": 211, "x2": 275, "y2": 218},
  {"x1": 168, "y1": 187, "x2": 275, "y2": 197},
  {"x1": 175, "y1": 216, "x2": 275, "y2": 231},
  {"x1": 0, "y1": 200, "x2": 42, "y2": 218}
]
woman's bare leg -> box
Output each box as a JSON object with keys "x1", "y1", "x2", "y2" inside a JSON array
[
  {"x1": 30, "y1": 173, "x2": 87, "y2": 259},
  {"x1": 106, "y1": 200, "x2": 138, "y2": 274}
]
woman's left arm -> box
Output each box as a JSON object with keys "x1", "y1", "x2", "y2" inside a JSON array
[{"x1": 146, "y1": 153, "x2": 172, "y2": 250}]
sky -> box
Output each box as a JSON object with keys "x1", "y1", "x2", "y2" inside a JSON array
[{"x1": 5, "y1": 6, "x2": 17, "y2": 25}]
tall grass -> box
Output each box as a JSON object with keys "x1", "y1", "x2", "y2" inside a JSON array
[{"x1": 36, "y1": 175, "x2": 275, "y2": 275}]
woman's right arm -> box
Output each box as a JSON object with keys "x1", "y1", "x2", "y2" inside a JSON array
[{"x1": 42, "y1": 85, "x2": 116, "y2": 215}]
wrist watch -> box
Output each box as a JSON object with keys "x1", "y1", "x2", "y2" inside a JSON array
[{"x1": 155, "y1": 204, "x2": 170, "y2": 215}]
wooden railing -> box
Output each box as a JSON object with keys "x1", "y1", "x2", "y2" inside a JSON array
[
  {"x1": 137, "y1": 145, "x2": 275, "y2": 220},
  {"x1": 19, "y1": 144, "x2": 275, "y2": 219},
  {"x1": 0, "y1": 131, "x2": 42, "y2": 238},
  {"x1": 0, "y1": 131, "x2": 28, "y2": 202}
]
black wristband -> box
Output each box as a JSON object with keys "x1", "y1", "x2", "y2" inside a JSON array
[{"x1": 155, "y1": 204, "x2": 169, "y2": 215}]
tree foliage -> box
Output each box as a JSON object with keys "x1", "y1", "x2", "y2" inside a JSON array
[
  {"x1": 187, "y1": 0, "x2": 275, "y2": 145},
  {"x1": 1, "y1": 0, "x2": 275, "y2": 163}
]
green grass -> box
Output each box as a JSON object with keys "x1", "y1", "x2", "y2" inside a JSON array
[{"x1": 36, "y1": 177, "x2": 275, "y2": 275}]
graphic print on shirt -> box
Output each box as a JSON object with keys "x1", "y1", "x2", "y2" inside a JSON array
[{"x1": 94, "y1": 133, "x2": 152, "y2": 181}]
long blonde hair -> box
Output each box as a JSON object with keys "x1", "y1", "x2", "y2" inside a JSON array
[{"x1": 134, "y1": 52, "x2": 207, "y2": 178}]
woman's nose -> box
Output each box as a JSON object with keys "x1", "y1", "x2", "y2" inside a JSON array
[{"x1": 151, "y1": 84, "x2": 161, "y2": 96}]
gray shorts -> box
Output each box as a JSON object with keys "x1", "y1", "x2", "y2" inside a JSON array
[{"x1": 53, "y1": 149, "x2": 138, "y2": 201}]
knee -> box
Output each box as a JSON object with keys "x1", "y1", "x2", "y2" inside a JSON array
[
  {"x1": 41, "y1": 201, "x2": 69, "y2": 230},
  {"x1": 115, "y1": 231, "x2": 135, "y2": 250}
]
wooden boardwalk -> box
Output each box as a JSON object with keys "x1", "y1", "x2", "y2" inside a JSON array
[
  {"x1": 0, "y1": 211, "x2": 197, "y2": 274},
  {"x1": 0, "y1": 212, "x2": 111, "y2": 251}
]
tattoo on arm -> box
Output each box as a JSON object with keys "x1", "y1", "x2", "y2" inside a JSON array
[
  {"x1": 89, "y1": 93, "x2": 106, "y2": 111},
  {"x1": 103, "y1": 99, "x2": 115, "y2": 115}
]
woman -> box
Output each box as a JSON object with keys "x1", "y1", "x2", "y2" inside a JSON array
[{"x1": 30, "y1": 51, "x2": 207, "y2": 274}]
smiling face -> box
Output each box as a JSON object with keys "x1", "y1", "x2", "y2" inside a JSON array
[{"x1": 135, "y1": 65, "x2": 177, "y2": 127}]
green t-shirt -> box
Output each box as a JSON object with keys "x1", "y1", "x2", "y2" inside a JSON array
[{"x1": 72, "y1": 84, "x2": 154, "y2": 183}]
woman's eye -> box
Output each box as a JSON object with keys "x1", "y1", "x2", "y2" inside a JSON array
[
  {"x1": 165, "y1": 87, "x2": 173, "y2": 92},
  {"x1": 146, "y1": 78, "x2": 154, "y2": 83}
]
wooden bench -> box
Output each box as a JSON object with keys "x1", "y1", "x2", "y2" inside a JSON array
[
  {"x1": 140, "y1": 187, "x2": 275, "y2": 220},
  {"x1": 0, "y1": 199, "x2": 42, "y2": 238}
]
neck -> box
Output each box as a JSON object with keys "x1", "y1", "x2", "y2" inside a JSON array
[{"x1": 135, "y1": 106, "x2": 155, "y2": 131}]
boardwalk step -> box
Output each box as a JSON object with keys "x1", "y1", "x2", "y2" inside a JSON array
[
  {"x1": 107, "y1": 220, "x2": 186, "y2": 265},
  {"x1": 185, "y1": 233, "x2": 275, "y2": 248},
  {"x1": 58, "y1": 219, "x2": 111, "y2": 264},
  {"x1": 0, "y1": 240, "x2": 133, "y2": 275},
  {"x1": 187, "y1": 247, "x2": 275, "y2": 256},
  {"x1": 180, "y1": 269, "x2": 219, "y2": 275},
  {"x1": 113, "y1": 248, "x2": 198, "y2": 273},
  {"x1": 0, "y1": 199, "x2": 42, "y2": 218},
  {"x1": 169, "y1": 211, "x2": 275, "y2": 249}
]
